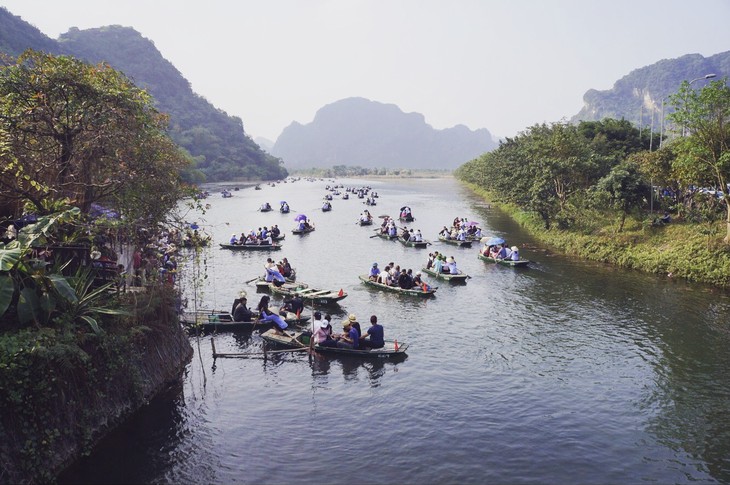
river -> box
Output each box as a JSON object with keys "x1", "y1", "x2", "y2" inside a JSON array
[{"x1": 60, "y1": 177, "x2": 730, "y2": 484}]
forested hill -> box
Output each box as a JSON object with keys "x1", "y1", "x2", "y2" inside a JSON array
[
  {"x1": 572, "y1": 51, "x2": 730, "y2": 127},
  {"x1": 271, "y1": 97, "x2": 497, "y2": 169},
  {"x1": 0, "y1": 8, "x2": 286, "y2": 182},
  {"x1": 57, "y1": 26, "x2": 286, "y2": 182},
  {"x1": 0, "y1": 8, "x2": 59, "y2": 56}
]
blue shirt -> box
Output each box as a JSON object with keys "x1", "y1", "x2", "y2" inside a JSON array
[
  {"x1": 369, "y1": 267, "x2": 380, "y2": 277},
  {"x1": 366, "y1": 324, "x2": 384, "y2": 347},
  {"x1": 348, "y1": 327, "x2": 360, "y2": 349}
]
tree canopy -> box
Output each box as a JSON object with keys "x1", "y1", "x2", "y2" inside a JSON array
[{"x1": 0, "y1": 49, "x2": 191, "y2": 225}]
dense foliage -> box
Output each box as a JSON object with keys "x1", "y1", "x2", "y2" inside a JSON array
[
  {"x1": 0, "y1": 50, "x2": 195, "y2": 483},
  {"x1": 0, "y1": 50, "x2": 191, "y2": 223},
  {"x1": 456, "y1": 118, "x2": 657, "y2": 229}
]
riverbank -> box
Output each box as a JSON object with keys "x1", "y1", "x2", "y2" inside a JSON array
[
  {"x1": 0, "y1": 287, "x2": 193, "y2": 484},
  {"x1": 464, "y1": 182, "x2": 730, "y2": 290}
]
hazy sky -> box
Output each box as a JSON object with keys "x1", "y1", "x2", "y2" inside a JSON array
[{"x1": 3, "y1": 0, "x2": 730, "y2": 141}]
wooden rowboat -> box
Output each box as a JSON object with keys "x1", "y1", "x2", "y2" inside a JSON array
[
  {"x1": 357, "y1": 219, "x2": 373, "y2": 226},
  {"x1": 399, "y1": 237, "x2": 430, "y2": 249},
  {"x1": 260, "y1": 329, "x2": 408, "y2": 358},
  {"x1": 219, "y1": 243, "x2": 281, "y2": 251},
  {"x1": 477, "y1": 253, "x2": 530, "y2": 267},
  {"x1": 373, "y1": 232, "x2": 398, "y2": 241},
  {"x1": 292, "y1": 226, "x2": 315, "y2": 235},
  {"x1": 358, "y1": 274, "x2": 436, "y2": 297},
  {"x1": 420, "y1": 267, "x2": 469, "y2": 283},
  {"x1": 181, "y1": 309, "x2": 310, "y2": 332},
  {"x1": 438, "y1": 235, "x2": 473, "y2": 248},
  {"x1": 265, "y1": 281, "x2": 348, "y2": 305}
]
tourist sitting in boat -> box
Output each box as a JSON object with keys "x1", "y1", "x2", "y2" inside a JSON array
[
  {"x1": 401, "y1": 227, "x2": 411, "y2": 240},
  {"x1": 280, "y1": 202, "x2": 289, "y2": 212},
  {"x1": 257, "y1": 295, "x2": 289, "y2": 335},
  {"x1": 433, "y1": 255, "x2": 444, "y2": 274},
  {"x1": 312, "y1": 312, "x2": 337, "y2": 347},
  {"x1": 297, "y1": 220, "x2": 306, "y2": 231},
  {"x1": 379, "y1": 267, "x2": 391, "y2": 285},
  {"x1": 337, "y1": 319, "x2": 359, "y2": 349},
  {"x1": 495, "y1": 244, "x2": 509, "y2": 260},
  {"x1": 281, "y1": 258, "x2": 293, "y2": 278},
  {"x1": 413, "y1": 229, "x2": 423, "y2": 242},
  {"x1": 265, "y1": 259, "x2": 286, "y2": 286},
  {"x1": 233, "y1": 297, "x2": 253, "y2": 322},
  {"x1": 360, "y1": 315, "x2": 385, "y2": 349},
  {"x1": 271, "y1": 225, "x2": 281, "y2": 238},
  {"x1": 388, "y1": 224, "x2": 397, "y2": 237},
  {"x1": 322, "y1": 201, "x2": 331, "y2": 210},
  {"x1": 446, "y1": 257, "x2": 459, "y2": 275},
  {"x1": 508, "y1": 246, "x2": 520, "y2": 261},
  {"x1": 398, "y1": 269, "x2": 413, "y2": 289},
  {"x1": 348, "y1": 315, "x2": 362, "y2": 339},
  {"x1": 456, "y1": 228, "x2": 467, "y2": 241},
  {"x1": 369, "y1": 262, "x2": 380, "y2": 281},
  {"x1": 229, "y1": 233, "x2": 239, "y2": 245},
  {"x1": 412, "y1": 272, "x2": 424, "y2": 287},
  {"x1": 280, "y1": 295, "x2": 304, "y2": 318}
]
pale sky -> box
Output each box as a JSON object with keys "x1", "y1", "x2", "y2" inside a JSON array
[{"x1": 2, "y1": 0, "x2": 730, "y2": 141}]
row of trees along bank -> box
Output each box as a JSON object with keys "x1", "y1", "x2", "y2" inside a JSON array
[
  {"x1": 455, "y1": 79, "x2": 730, "y2": 288},
  {"x1": 0, "y1": 50, "x2": 197, "y2": 483}
]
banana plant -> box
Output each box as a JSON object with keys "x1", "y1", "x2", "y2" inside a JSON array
[{"x1": 0, "y1": 208, "x2": 124, "y2": 332}]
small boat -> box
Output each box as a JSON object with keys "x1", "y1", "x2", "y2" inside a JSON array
[
  {"x1": 399, "y1": 206, "x2": 414, "y2": 222},
  {"x1": 322, "y1": 204, "x2": 332, "y2": 212},
  {"x1": 267, "y1": 282, "x2": 348, "y2": 305},
  {"x1": 222, "y1": 190, "x2": 232, "y2": 198},
  {"x1": 260, "y1": 329, "x2": 408, "y2": 358},
  {"x1": 357, "y1": 219, "x2": 373, "y2": 226},
  {"x1": 399, "y1": 237, "x2": 429, "y2": 249},
  {"x1": 421, "y1": 267, "x2": 469, "y2": 283},
  {"x1": 254, "y1": 185, "x2": 262, "y2": 190},
  {"x1": 342, "y1": 194, "x2": 350, "y2": 200},
  {"x1": 280, "y1": 207, "x2": 290, "y2": 214},
  {"x1": 358, "y1": 275, "x2": 436, "y2": 297},
  {"x1": 373, "y1": 232, "x2": 398, "y2": 241},
  {"x1": 438, "y1": 235, "x2": 473, "y2": 248},
  {"x1": 292, "y1": 226, "x2": 315, "y2": 235},
  {"x1": 477, "y1": 253, "x2": 530, "y2": 267},
  {"x1": 259, "y1": 204, "x2": 273, "y2": 212},
  {"x1": 181, "y1": 309, "x2": 310, "y2": 331},
  {"x1": 219, "y1": 242, "x2": 281, "y2": 251},
  {"x1": 271, "y1": 234, "x2": 285, "y2": 242}
]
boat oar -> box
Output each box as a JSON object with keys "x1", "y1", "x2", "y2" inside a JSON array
[{"x1": 245, "y1": 276, "x2": 260, "y2": 284}]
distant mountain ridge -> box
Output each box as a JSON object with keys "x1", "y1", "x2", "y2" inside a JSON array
[
  {"x1": 271, "y1": 97, "x2": 497, "y2": 169},
  {"x1": 572, "y1": 51, "x2": 730, "y2": 127},
  {"x1": 0, "y1": 8, "x2": 286, "y2": 182}
]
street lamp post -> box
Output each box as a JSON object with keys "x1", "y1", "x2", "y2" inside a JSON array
[{"x1": 682, "y1": 73, "x2": 717, "y2": 136}]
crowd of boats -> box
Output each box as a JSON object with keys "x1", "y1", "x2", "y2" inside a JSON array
[{"x1": 183, "y1": 180, "x2": 530, "y2": 360}]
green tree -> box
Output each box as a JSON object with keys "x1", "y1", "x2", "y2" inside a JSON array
[
  {"x1": 594, "y1": 161, "x2": 651, "y2": 231},
  {"x1": 668, "y1": 78, "x2": 730, "y2": 242},
  {"x1": 0, "y1": 49, "x2": 191, "y2": 224}
]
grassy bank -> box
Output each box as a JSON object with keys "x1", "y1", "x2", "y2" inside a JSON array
[{"x1": 463, "y1": 183, "x2": 730, "y2": 289}]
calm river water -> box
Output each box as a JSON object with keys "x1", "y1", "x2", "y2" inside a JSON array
[{"x1": 60, "y1": 177, "x2": 730, "y2": 484}]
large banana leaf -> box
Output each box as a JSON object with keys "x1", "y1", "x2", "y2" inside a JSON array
[
  {"x1": 0, "y1": 248, "x2": 22, "y2": 271},
  {"x1": 0, "y1": 273, "x2": 14, "y2": 317}
]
